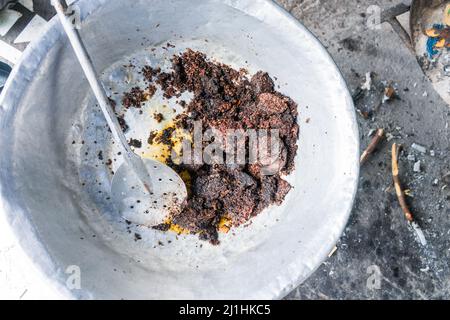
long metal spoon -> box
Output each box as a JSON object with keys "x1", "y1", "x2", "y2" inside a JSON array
[{"x1": 51, "y1": 0, "x2": 187, "y2": 226}]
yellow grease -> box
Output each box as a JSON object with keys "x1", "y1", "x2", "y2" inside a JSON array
[
  {"x1": 218, "y1": 216, "x2": 232, "y2": 234},
  {"x1": 142, "y1": 122, "x2": 192, "y2": 165},
  {"x1": 164, "y1": 218, "x2": 191, "y2": 235},
  {"x1": 179, "y1": 170, "x2": 193, "y2": 196}
]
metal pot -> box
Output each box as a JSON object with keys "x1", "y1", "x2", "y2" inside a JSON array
[{"x1": 0, "y1": 0, "x2": 359, "y2": 299}]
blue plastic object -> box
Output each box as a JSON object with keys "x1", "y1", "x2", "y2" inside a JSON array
[{"x1": 0, "y1": 61, "x2": 12, "y2": 93}]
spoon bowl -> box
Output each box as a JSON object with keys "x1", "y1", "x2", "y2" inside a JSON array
[{"x1": 111, "y1": 157, "x2": 187, "y2": 227}]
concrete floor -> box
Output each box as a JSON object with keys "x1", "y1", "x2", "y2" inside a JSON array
[{"x1": 274, "y1": 0, "x2": 450, "y2": 299}]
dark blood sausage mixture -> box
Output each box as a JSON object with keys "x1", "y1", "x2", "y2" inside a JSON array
[
  {"x1": 122, "y1": 87, "x2": 146, "y2": 108},
  {"x1": 124, "y1": 49, "x2": 299, "y2": 244}
]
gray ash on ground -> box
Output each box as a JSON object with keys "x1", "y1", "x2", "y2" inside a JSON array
[{"x1": 126, "y1": 49, "x2": 299, "y2": 244}]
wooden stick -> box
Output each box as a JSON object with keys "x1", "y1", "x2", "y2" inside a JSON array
[
  {"x1": 360, "y1": 129, "x2": 385, "y2": 164},
  {"x1": 391, "y1": 143, "x2": 427, "y2": 246},
  {"x1": 391, "y1": 143, "x2": 414, "y2": 222}
]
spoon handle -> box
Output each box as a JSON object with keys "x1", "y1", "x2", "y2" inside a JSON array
[
  {"x1": 51, "y1": 0, "x2": 153, "y2": 192},
  {"x1": 51, "y1": 0, "x2": 131, "y2": 154}
]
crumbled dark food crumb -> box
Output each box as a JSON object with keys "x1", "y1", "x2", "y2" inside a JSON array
[
  {"x1": 153, "y1": 223, "x2": 171, "y2": 232},
  {"x1": 117, "y1": 115, "x2": 129, "y2": 133},
  {"x1": 154, "y1": 113, "x2": 164, "y2": 123},
  {"x1": 138, "y1": 49, "x2": 299, "y2": 244},
  {"x1": 142, "y1": 66, "x2": 161, "y2": 82},
  {"x1": 163, "y1": 86, "x2": 177, "y2": 99},
  {"x1": 158, "y1": 127, "x2": 175, "y2": 147},
  {"x1": 129, "y1": 138, "x2": 142, "y2": 149},
  {"x1": 122, "y1": 87, "x2": 146, "y2": 108},
  {"x1": 97, "y1": 151, "x2": 103, "y2": 161},
  {"x1": 148, "y1": 131, "x2": 158, "y2": 145},
  {"x1": 108, "y1": 97, "x2": 117, "y2": 112},
  {"x1": 250, "y1": 71, "x2": 275, "y2": 95},
  {"x1": 147, "y1": 84, "x2": 157, "y2": 99},
  {"x1": 155, "y1": 72, "x2": 172, "y2": 91},
  {"x1": 134, "y1": 233, "x2": 142, "y2": 241}
]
